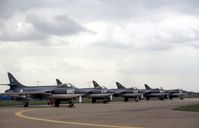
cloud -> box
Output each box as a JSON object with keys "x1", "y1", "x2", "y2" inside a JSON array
[
  {"x1": 86, "y1": 12, "x2": 199, "y2": 51},
  {"x1": 1, "y1": 0, "x2": 199, "y2": 47},
  {"x1": 0, "y1": 26, "x2": 47, "y2": 42},
  {"x1": 26, "y1": 14, "x2": 87, "y2": 36},
  {"x1": 0, "y1": 14, "x2": 88, "y2": 42},
  {"x1": 1, "y1": 0, "x2": 199, "y2": 92},
  {"x1": 0, "y1": 13, "x2": 47, "y2": 41},
  {"x1": 0, "y1": 0, "x2": 39, "y2": 19}
]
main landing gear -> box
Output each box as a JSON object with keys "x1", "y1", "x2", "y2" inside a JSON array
[
  {"x1": 68, "y1": 100, "x2": 74, "y2": 107},
  {"x1": 23, "y1": 101, "x2": 29, "y2": 107},
  {"x1": 54, "y1": 99, "x2": 75, "y2": 108},
  {"x1": 159, "y1": 96, "x2": 165, "y2": 101},
  {"x1": 124, "y1": 97, "x2": 140, "y2": 102},
  {"x1": 92, "y1": 98, "x2": 110, "y2": 104}
]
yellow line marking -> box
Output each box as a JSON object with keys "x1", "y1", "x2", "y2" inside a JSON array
[{"x1": 15, "y1": 109, "x2": 142, "y2": 128}]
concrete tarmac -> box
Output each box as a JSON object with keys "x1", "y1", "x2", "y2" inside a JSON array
[{"x1": 0, "y1": 98, "x2": 199, "y2": 128}]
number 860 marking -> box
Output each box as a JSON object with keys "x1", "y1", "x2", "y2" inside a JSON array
[{"x1": 66, "y1": 89, "x2": 75, "y2": 94}]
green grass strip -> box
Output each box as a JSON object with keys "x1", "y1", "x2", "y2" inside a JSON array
[{"x1": 173, "y1": 104, "x2": 199, "y2": 112}]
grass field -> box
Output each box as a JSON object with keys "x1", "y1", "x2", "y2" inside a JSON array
[{"x1": 173, "y1": 104, "x2": 199, "y2": 112}]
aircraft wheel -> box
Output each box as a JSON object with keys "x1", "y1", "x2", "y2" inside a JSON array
[
  {"x1": 124, "y1": 97, "x2": 128, "y2": 102},
  {"x1": 92, "y1": 98, "x2": 96, "y2": 103},
  {"x1": 159, "y1": 96, "x2": 164, "y2": 100},
  {"x1": 68, "y1": 101, "x2": 74, "y2": 107},
  {"x1": 23, "y1": 102, "x2": 29, "y2": 107},
  {"x1": 169, "y1": 96, "x2": 173, "y2": 100},
  {"x1": 54, "y1": 100, "x2": 60, "y2": 107},
  {"x1": 135, "y1": 97, "x2": 139, "y2": 102},
  {"x1": 180, "y1": 96, "x2": 184, "y2": 100},
  {"x1": 103, "y1": 99, "x2": 108, "y2": 104},
  {"x1": 146, "y1": 97, "x2": 150, "y2": 100}
]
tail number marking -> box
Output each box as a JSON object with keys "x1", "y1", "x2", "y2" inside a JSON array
[
  {"x1": 101, "y1": 89, "x2": 108, "y2": 93},
  {"x1": 133, "y1": 90, "x2": 138, "y2": 93},
  {"x1": 66, "y1": 89, "x2": 75, "y2": 94}
]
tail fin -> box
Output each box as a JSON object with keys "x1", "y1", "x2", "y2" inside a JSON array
[
  {"x1": 92, "y1": 81, "x2": 102, "y2": 89},
  {"x1": 56, "y1": 79, "x2": 70, "y2": 87},
  {"x1": 116, "y1": 82, "x2": 126, "y2": 89},
  {"x1": 144, "y1": 84, "x2": 152, "y2": 89},
  {"x1": 7, "y1": 72, "x2": 25, "y2": 89},
  {"x1": 56, "y1": 79, "x2": 63, "y2": 85}
]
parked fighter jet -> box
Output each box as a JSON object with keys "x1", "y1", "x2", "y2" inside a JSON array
[
  {"x1": 89, "y1": 81, "x2": 114, "y2": 103},
  {"x1": 165, "y1": 89, "x2": 187, "y2": 100},
  {"x1": 0, "y1": 72, "x2": 84, "y2": 107},
  {"x1": 55, "y1": 79, "x2": 113, "y2": 103},
  {"x1": 56, "y1": 79, "x2": 101, "y2": 94},
  {"x1": 111, "y1": 82, "x2": 143, "y2": 102},
  {"x1": 144, "y1": 84, "x2": 168, "y2": 100}
]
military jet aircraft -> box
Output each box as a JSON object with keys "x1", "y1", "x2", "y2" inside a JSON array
[
  {"x1": 111, "y1": 82, "x2": 144, "y2": 102},
  {"x1": 56, "y1": 79, "x2": 101, "y2": 94},
  {"x1": 55, "y1": 79, "x2": 113, "y2": 103},
  {"x1": 89, "y1": 81, "x2": 114, "y2": 103},
  {"x1": 144, "y1": 84, "x2": 168, "y2": 100},
  {"x1": 165, "y1": 89, "x2": 187, "y2": 100},
  {"x1": 0, "y1": 72, "x2": 84, "y2": 107}
]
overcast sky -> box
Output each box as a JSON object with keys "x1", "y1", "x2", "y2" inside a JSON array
[{"x1": 0, "y1": 0, "x2": 199, "y2": 92}]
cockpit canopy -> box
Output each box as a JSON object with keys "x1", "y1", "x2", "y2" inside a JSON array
[{"x1": 58, "y1": 83, "x2": 69, "y2": 88}]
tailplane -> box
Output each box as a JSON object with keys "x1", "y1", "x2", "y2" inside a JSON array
[
  {"x1": 7, "y1": 72, "x2": 25, "y2": 89},
  {"x1": 116, "y1": 82, "x2": 126, "y2": 89},
  {"x1": 144, "y1": 84, "x2": 152, "y2": 89}
]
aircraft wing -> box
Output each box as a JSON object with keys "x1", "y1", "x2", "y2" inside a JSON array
[
  {"x1": 148, "y1": 93, "x2": 168, "y2": 96},
  {"x1": 2, "y1": 91, "x2": 83, "y2": 100},
  {"x1": 27, "y1": 88, "x2": 54, "y2": 94},
  {"x1": 4, "y1": 88, "x2": 54, "y2": 95},
  {"x1": 171, "y1": 93, "x2": 186, "y2": 96},
  {"x1": 50, "y1": 94, "x2": 84, "y2": 99},
  {"x1": 122, "y1": 93, "x2": 143, "y2": 97},
  {"x1": 90, "y1": 93, "x2": 113, "y2": 98},
  {"x1": 1, "y1": 88, "x2": 54, "y2": 100},
  {"x1": 114, "y1": 90, "x2": 126, "y2": 94}
]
